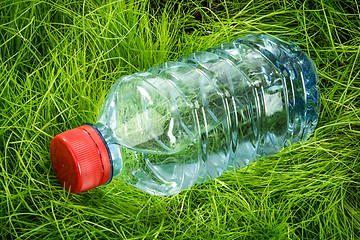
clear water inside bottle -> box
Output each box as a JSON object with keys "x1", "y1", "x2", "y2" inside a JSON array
[{"x1": 96, "y1": 34, "x2": 320, "y2": 196}]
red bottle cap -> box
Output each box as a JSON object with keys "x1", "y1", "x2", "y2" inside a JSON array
[{"x1": 50, "y1": 125, "x2": 111, "y2": 193}]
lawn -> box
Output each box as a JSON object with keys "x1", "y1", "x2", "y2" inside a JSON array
[{"x1": 1, "y1": 0, "x2": 359, "y2": 239}]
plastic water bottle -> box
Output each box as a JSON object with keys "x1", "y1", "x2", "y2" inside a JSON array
[{"x1": 50, "y1": 34, "x2": 320, "y2": 196}]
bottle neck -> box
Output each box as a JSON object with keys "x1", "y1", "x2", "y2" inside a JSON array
[{"x1": 93, "y1": 123, "x2": 123, "y2": 179}]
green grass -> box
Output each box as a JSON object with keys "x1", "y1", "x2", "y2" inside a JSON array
[{"x1": 1, "y1": 0, "x2": 359, "y2": 239}]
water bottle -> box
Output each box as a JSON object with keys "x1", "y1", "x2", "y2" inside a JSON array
[{"x1": 50, "y1": 34, "x2": 320, "y2": 196}]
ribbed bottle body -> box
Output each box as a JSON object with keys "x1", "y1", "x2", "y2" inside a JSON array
[{"x1": 95, "y1": 34, "x2": 320, "y2": 196}]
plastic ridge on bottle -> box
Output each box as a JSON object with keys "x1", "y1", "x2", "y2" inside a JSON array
[{"x1": 50, "y1": 34, "x2": 320, "y2": 196}]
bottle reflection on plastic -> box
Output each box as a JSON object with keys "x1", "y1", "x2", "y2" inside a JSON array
[{"x1": 50, "y1": 34, "x2": 320, "y2": 196}]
